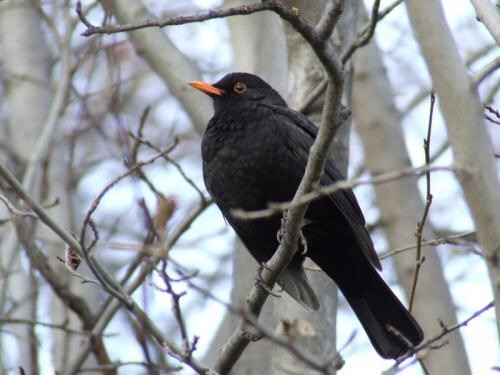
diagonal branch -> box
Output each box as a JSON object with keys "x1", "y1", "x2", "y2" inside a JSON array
[
  {"x1": 469, "y1": 0, "x2": 500, "y2": 45},
  {"x1": 390, "y1": 301, "x2": 494, "y2": 369},
  {"x1": 315, "y1": 0, "x2": 345, "y2": 41},
  {"x1": 341, "y1": 0, "x2": 381, "y2": 63}
]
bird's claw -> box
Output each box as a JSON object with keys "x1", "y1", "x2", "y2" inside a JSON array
[
  {"x1": 276, "y1": 214, "x2": 287, "y2": 243},
  {"x1": 299, "y1": 230, "x2": 308, "y2": 255},
  {"x1": 254, "y1": 264, "x2": 282, "y2": 298}
]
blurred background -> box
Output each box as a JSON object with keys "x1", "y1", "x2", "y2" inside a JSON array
[{"x1": 0, "y1": 0, "x2": 498, "y2": 374}]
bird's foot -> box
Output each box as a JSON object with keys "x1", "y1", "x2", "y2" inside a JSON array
[
  {"x1": 254, "y1": 263, "x2": 282, "y2": 298},
  {"x1": 299, "y1": 229, "x2": 308, "y2": 255},
  {"x1": 298, "y1": 218, "x2": 312, "y2": 255},
  {"x1": 276, "y1": 214, "x2": 287, "y2": 243}
]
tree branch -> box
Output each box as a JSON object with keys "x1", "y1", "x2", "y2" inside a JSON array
[
  {"x1": 341, "y1": 0, "x2": 381, "y2": 63},
  {"x1": 469, "y1": 0, "x2": 500, "y2": 45},
  {"x1": 315, "y1": 0, "x2": 345, "y2": 41},
  {"x1": 77, "y1": 1, "x2": 276, "y2": 35},
  {"x1": 406, "y1": 0, "x2": 500, "y2": 338},
  {"x1": 390, "y1": 301, "x2": 494, "y2": 369},
  {"x1": 231, "y1": 164, "x2": 456, "y2": 220},
  {"x1": 409, "y1": 93, "x2": 435, "y2": 312}
]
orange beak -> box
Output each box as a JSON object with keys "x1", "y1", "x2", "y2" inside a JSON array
[{"x1": 189, "y1": 81, "x2": 225, "y2": 96}]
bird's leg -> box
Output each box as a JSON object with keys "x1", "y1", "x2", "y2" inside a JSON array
[
  {"x1": 299, "y1": 231, "x2": 308, "y2": 255},
  {"x1": 276, "y1": 211, "x2": 288, "y2": 243},
  {"x1": 254, "y1": 263, "x2": 282, "y2": 298},
  {"x1": 299, "y1": 218, "x2": 313, "y2": 255},
  {"x1": 277, "y1": 213, "x2": 310, "y2": 255}
]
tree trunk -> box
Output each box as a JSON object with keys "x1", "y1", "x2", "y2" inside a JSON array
[
  {"x1": 406, "y1": 0, "x2": 500, "y2": 341},
  {"x1": 0, "y1": 1, "x2": 101, "y2": 372},
  {"x1": 352, "y1": 32, "x2": 471, "y2": 374},
  {"x1": 0, "y1": 1, "x2": 52, "y2": 372}
]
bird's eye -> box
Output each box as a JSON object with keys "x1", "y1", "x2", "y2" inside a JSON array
[{"x1": 233, "y1": 82, "x2": 247, "y2": 94}]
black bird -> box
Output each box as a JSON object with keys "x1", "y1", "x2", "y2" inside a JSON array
[{"x1": 189, "y1": 72, "x2": 423, "y2": 359}]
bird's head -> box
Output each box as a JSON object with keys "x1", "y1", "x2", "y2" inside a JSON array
[{"x1": 189, "y1": 72, "x2": 287, "y2": 112}]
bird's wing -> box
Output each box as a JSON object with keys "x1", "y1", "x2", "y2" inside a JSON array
[{"x1": 271, "y1": 105, "x2": 381, "y2": 270}]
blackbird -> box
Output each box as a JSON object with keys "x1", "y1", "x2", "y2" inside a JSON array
[{"x1": 189, "y1": 72, "x2": 423, "y2": 359}]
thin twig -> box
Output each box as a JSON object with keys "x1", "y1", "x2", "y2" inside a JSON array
[
  {"x1": 0, "y1": 318, "x2": 100, "y2": 336},
  {"x1": 1, "y1": 158, "x2": 209, "y2": 374},
  {"x1": 77, "y1": 1, "x2": 280, "y2": 36},
  {"x1": 298, "y1": 78, "x2": 328, "y2": 113},
  {"x1": 79, "y1": 141, "x2": 178, "y2": 252},
  {"x1": 63, "y1": 200, "x2": 211, "y2": 375},
  {"x1": 231, "y1": 164, "x2": 456, "y2": 220},
  {"x1": 0, "y1": 161, "x2": 82, "y2": 255},
  {"x1": 390, "y1": 301, "x2": 495, "y2": 369},
  {"x1": 128, "y1": 133, "x2": 207, "y2": 203},
  {"x1": 0, "y1": 194, "x2": 38, "y2": 220},
  {"x1": 77, "y1": 0, "x2": 343, "y2": 77},
  {"x1": 341, "y1": 0, "x2": 382, "y2": 64},
  {"x1": 379, "y1": 230, "x2": 477, "y2": 260},
  {"x1": 409, "y1": 93, "x2": 435, "y2": 312},
  {"x1": 184, "y1": 276, "x2": 341, "y2": 374},
  {"x1": 299, "y1": 0, "x2": 404, "y2": 113},
  {"x1": 159, "y1": 263, "x2": 193, "y2": 358}
]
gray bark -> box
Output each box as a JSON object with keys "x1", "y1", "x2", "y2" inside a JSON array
[
  {"x1": 0, "y1": 1, "x2": 100, "y2": 371},
  {"x1": 99, "y1": 0, "x2": 213, "y2": 135},
  {"x1": 353, "y1": 35, "x2": 471, "y2": 374},
  {"x1": 0, "y1": 1, "x2": 53, "y2": 372},
  {"x1": 406, "y1": 0, "x2": 500, "y2": 341},
  {"x1": 469, "y1": 0, "x2": 500, "y2": 45}
]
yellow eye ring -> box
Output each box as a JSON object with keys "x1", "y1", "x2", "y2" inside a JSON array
[{"x1": 234, "y1": 82, "x2": 247, "y2": 94}]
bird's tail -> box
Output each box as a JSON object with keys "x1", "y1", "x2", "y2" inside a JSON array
[
  {"x1": 337, "y1": 266, "x2": 424, "y2": 359},
  {"x1": 279, "y1": 267, "x2": 320, "y2": 311}
]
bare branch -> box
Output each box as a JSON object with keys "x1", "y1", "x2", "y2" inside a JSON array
[
  {"x1": 406, "y1": 0, "x2": 500, "y2": 335},
  {"x1": 64, "y1": 200, "x2": 211, "y2": 373},
  {"x1": 184, "y1": 276, "x2": 342, "y2": 374},
  {"x1": 299, "y1": 0, "x2": 404, "y2": 113},
  {"x1": 379, "y1": 230, "x2": 477, "y2": 260},
  {"x1": 341, "y1": 0, "x2": 381, "y2": 63},
  {"x1": 474, "y1": 55, "x2": 500, "y2": 86},
  {"x1": 389, "y1": 301, "x2": 495, "y2": 370},
  {"x1": 0, "y1": 194, "x2": 38, "y2": 220},
  {"x1": 0, "y1": 318, "x2": 99, "y2": 336},
  {"x1": 315, "y1": 0, "x2": 345, "y2": 41},
  {"x1": 469, "y1": 0, "x2": 500, "y2": 45},
  {"x1": 0, "y1": 161, "x2": 82, "y2": 255},
  {"x1": 77, "y1": 1, "x2": 278, "y2": 36},
  {"x1": 231, "y1": 164, "x2": 457, "y2": 220},
  {"x1": 409, "y1": 93, "x2": 435, "y2": 312},
  {"x1": 79, "y1": 141, "x2": 178, "y2": 252}
]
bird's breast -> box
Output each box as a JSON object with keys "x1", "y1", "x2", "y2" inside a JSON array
[{"x1": 201, "y1": 114, "x2": 301, "y2": 213}]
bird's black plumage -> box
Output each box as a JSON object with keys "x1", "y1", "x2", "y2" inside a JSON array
[{"x1": 190, "y1": 72, "x2": 423, "y2": 359}]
